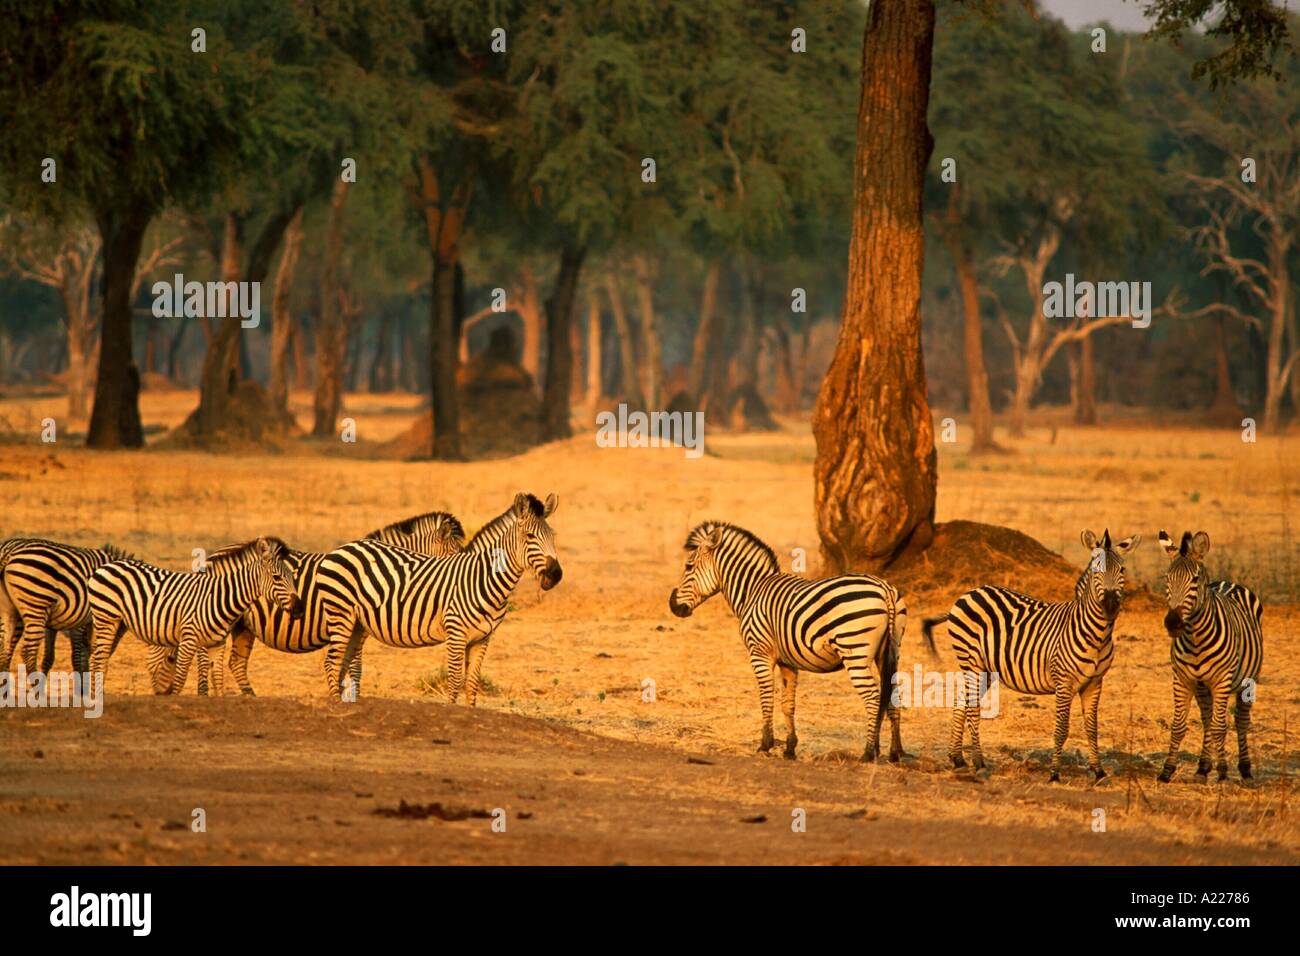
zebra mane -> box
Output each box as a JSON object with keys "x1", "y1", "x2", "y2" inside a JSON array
[
  {"x1": 365, "y1": 511, "x2": 466, "y2": 546},
  {"x1": 467, "y1": 509, "x2": 516, "y2": 550},
  {"x1": 685, "y1": 522, "x2": 779, "y2": 572},
  {"x1": 207, "y1": 536, "x2": 291, "y2": 568},
  {"x1": 102, "y1": 543, "x2": 131, "y2": 561}
]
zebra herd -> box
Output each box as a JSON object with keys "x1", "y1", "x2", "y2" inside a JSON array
[
  {"x1": 668, "y1": 523, "x2": 1264, "y2": 784},
  {"x1": 0, "y1": 493, "x2": 560, "y2": 703},
  {"x1": 1, "y1": 505, "x2": 1266, "y2": 785}
]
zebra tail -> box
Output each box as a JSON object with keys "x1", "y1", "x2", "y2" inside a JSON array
[{"x1": 920, "y1": 614, "x2": 947, "y2": 660}]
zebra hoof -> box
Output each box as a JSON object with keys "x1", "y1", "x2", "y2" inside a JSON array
[
  {"x1": 1093, "y1": 768, "x2": 1108, "y2": 782},
  {"x1": 1239, "y1": 761, "x2": 1253, "y2": 780},
  {"x1": 241, "y1": 688, "x2": 256, "y2": 697},
  {"x1": 782, "y1": 749, "x2": 796, "y2": 761},
  {"x1": 1196, "y1": 759, "x2": 1212, "y2": 776},
  {"x1": 1049, "y1": 771, "x2": 1061, "y2": 783},
  {"x1": 1193, "y1": 770, "x2": 1209, "y2": 784},
  {"x1": 1216, "y1": 764, "x2": 1228, "y2": 782},
  {"x1": 888, "y1": 751, "x2": 902, "y2": 764},
  {"x1": 950, "y1": 754, "x2": 967, "y2": 769},
  {"x1": 1157, "y1": 766, "x2": 1174, "y2": 783}
]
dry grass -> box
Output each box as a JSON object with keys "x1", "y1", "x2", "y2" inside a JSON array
[{"x1": 1, "y1": 388, "x2": 1297, "y2": 862}]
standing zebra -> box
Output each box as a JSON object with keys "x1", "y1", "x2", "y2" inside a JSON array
[
  {"x1": 314, "y1": 493, "x2": 561, "y2": 702},
  {"x1": 0, "y1": 538, "x2": 128, "y2": 675},
  {"x1": 922, "y1": 529, "x2": 1140, "y2": 782},
  {"x1": 1156, "y1": 530, "x2": 1263, "y2": 783},
  {"x1": 668, "y1": 522, "x2": 908, "y2": 762},
  {"x1": 224, "y1": 511, "x2": 467, "y2": 696},
  {"x1": 88, "y1": 537, "x2": 304, "y2": 695}
]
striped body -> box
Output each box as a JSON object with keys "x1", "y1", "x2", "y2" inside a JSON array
[
  {"x1": 925, "y1": 529, "x2": 1139, "y2": 781},
  {"x1": 1157, "y1": 530, "x2": 1264, "y2": 782},
  {"x1": 89, "y1": 537, "x2": 302, "y2": 696},
  {"x1": 227, "y1": 512, "x2": 465, "y2": 696},
  {"x1": 0, "y1": 538, "x2": 126, "y2": 675},
  {"x1": 313, "y1": 494, "x2": 561, "y2": 702},
  {"x1": 669, "y1": 522, "x2": 907, "y2": 761}
]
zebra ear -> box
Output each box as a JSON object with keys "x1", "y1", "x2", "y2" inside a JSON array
[
  {"x1": 512, "y1": 493, "x2": 531, "y2": 517},
  {"x1": 1190, "y1": 531, "x2": 1210, "y2": 560},
  {"x1": 1113, "y1": 534, "x2": 1140, "y2": 556},
  {"x1": 704, "y1": 526, "x2": 724, "y2": 549},
  {"x1": 1159, "y1": 529, "x2": 1178, "y2": 556},
  {"x1": 255, "y1": 536, "x2": 273, "y2": 559},
  {"x1": 543, "y1": 493, "x2": 558, "y2": 517},
  {"x1": 1080, "y1": 530, "x2": 1097, "y2": 551}
]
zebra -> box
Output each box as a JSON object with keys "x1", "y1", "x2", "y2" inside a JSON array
[
  {"x1": 1155, "y1": 530, "x2": 1264, "y2": 783},
  {"x1": 668, "y1": 522, "x2": 908, "y2": 762},
  {"x1": 314, "y1": 493, "x2": 561, "y2": 702},
  {"x1": 921, "y1": 529, "x2": 1140, "y2": 782},
  {"x1": 224, "y1": 511, "x2": 467, "y2": 697},
  {"x1": 88, "y1": 537, "x2": 304, "y2": 696},
  {"x1": 0, "y1": 538, "x2": 128, "y2": 676}
]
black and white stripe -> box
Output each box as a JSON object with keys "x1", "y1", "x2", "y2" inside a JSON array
[
  {"x1": 0, "y1": 538, "x2": 128, "y2": 675},
  {"x1": 668, "y1": 522, "x2": 908, "y2": 761},
  {"x1": 88, "y1": 537, "x2": 304, "y2": 695},
  {"x1": 313, "y1": 493, "x2": 561, "y2": 702},
  {"x1": 1156, "y1": 530, "x2": 1264, "y2": 783},
  {"x1": 226, "y1": 512, "x2": 467, "y2": 696},
  {"x1": 922, "y1": 529, "x2": 1140, "y2": 781}
]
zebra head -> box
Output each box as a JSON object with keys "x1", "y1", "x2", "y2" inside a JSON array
[
  {"x1": 510, "y1": 493, "x2": 562, "y2": 590},
  {"x1": 1079, "y1": 529, "x2": 1140, "y2": 621},
  {"x1": 252, "y1": 536, "x2": 306, "y2": 619},
  {"x1": 367, "y1": 511, "x2": 467, "y2": 557},
  {"x1": 1159, "y1": 529, "x2": 1211, "y2": 633},
  {"x1": 669, "y1": 524, "x2": 726, "y2": 617}
]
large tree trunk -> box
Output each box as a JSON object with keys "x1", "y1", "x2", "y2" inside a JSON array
[
  {"x1": 415, "y1": 156, "x2": 472, "y2": 460},
  {"x1": 1205, "y1": 313, "x2": 1242, "y2": 424},
  {"x1": 270, "y1": 207, "x2": 304, "y2": 414},
  {"x1": 312, "y1": 181, "x2": 351, "y2": 436},
  {"x1": 811, "y1": 0, "x2": 937, "y2": 571},
  {"x1": 689, "y1": 259, "x2": 721, "y2": 403},
  {"x1": 633, "y1": 254, "x2": 663, "y2": 409},
  {"x1": 86, "y1": 205, "x2": 150, "y2": 449},
  {"x1": 604, "y1": 269, "x2": 644, "y2": 407},
  {"x1": 542, "y1": 244, "x2": 586, "y2": 440}
]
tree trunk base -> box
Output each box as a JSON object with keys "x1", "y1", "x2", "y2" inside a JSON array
[{"x1": 167, "y1": 380, "x2": 299, "y2": 449}]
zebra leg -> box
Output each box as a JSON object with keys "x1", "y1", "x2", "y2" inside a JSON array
[
  {"x1": 203, "y1": 642, "x2": 225, "y2": 697},
  {"x1": 747, "y1": 652, "x2": 777, "y2": 753},
  {"x1": 1048, "y1": 683, "x2": 1074, "y2": 782},
  {"x1": 145, "y1": 645, "x2": 175, "y2": 694},
  {"x1": 334, "y1": 625, "x2": 367, "y2": 701},
  {"x1": 1080, "y1": 677, "x2": 1106, "y2": 781},
  {"x1": 444, "y1": 632, "x2": 469, "y2": 704},
  {"x1": 88, "y1": 614, "x2": 127, "y2": 688},
  {"x1": 228, "y1": 626, "x2": 257, "y2": 696},
  {"x1": 948, "y1": 695, "x2": 968, "y2": 768},
  {"x1": 348, "y1": 651, "x2": 363, "y2": 700},
  {"x1": 196, "y1": 645, "x2": 211, "y2": 696},
  {"x1": 1234, "y1": 690, "x2": 1253, "y2": 780},
  {"x1": 1193, "y1": 685, "x2": 1214, "y2": 778},
  {"x1": 13, "y1": 614, "x2": 50, "y2": 676},
  {"x1": 1158, "y1": 677, "x2": 1194, "y2": 783},
  {"x1": 1210, "y1": 683, "x2": 1232, "y2": 781},
  {"x1": 776, "y1": 664, "x2": 798, "y2": 758},
  {"x1": 168, "y1": 634, "x2": 203, "y2": 695},
  {"x1": 70, "y1": 626, "x2": 91, "y2": 675},
  {"x1": 465, "y1": 638, "x2": 492, "y2": 708},
  {"x1": 0, "y1": 602, "x2": 20, "y2": 670},
  {"x1": 38, "y1": 630, "x2": 57, "y2": 675},
  {"x1": 322, "y1": 607, "x2": 361, "y2": 699},
  {"x1": 878, "y1": 643, "x2": 903, "y2": 762}
]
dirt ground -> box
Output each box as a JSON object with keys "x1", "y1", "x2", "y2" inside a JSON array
[{"x1": 1, "y1": 389, "x2": 1297, "y2": 864}]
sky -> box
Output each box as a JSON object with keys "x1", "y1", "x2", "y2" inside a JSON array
[{"x1": 1040, "y1": 0, "x2": 1152, "y2": 31}]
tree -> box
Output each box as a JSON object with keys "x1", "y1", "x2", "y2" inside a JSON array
[{"x1": 0, "y1": 1, "x2": 268, "y2": 447}]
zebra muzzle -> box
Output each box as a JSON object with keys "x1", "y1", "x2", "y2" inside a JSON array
[
  {"x1": 1163, "y1": 608, "x2": 1182, "y2": 633},
  {"x1": 668, "y1": 591, "x2": 691, "y2": 618},
  {"x1": 539, "y1": 561, "x2": 562, "y2": 591},
  {"x1": 288, "y1": 596, "x2": 306, "y2": 620}
]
